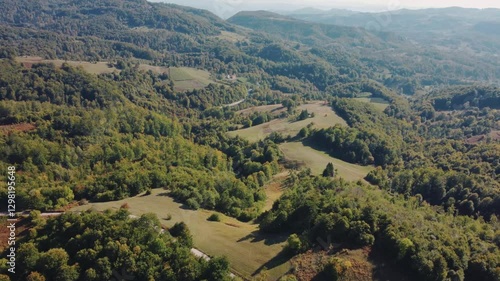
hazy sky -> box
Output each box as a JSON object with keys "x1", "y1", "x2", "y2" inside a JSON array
[{"x1": 153, "y1": 0, "x2": 500, "y2": 18}]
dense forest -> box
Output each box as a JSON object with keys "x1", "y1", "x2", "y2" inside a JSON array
[
  {"x1": 260, "y1": 173, "x2": 500, "y2": 281},
  {"x1": 228, "y1": 11, "x2": 500, "y2": 90},
  {"x1": 0, "y1": 59, "x2": 281, "y2": 220},
  {"x1": 0, "y1": 210, "x2": 232, "y2": 281}
]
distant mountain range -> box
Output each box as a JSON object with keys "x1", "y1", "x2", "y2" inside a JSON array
[{"x1": 285, "y1": 7, "x2": 500, "y2": 37}]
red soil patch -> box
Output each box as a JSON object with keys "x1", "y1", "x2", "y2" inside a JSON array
[
  {"x1": 0, "y1": 123, "x2": 36, "y2": 134},
  {"x1": 290, "y1": 247, "x2": 374, "y2": 281},
  {"x1": 291, "y1": 249, "x2": 330, "y2": 281},
  {"x1": 466, "y1": 130, "x2": 500, "y2": 144}
]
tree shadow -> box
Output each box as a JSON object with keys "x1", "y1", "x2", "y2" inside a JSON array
[
  {"x1": 156, "y1": 191, "x2": 172, "y2": 197},
  {"x1": 155, "y1": 192, "x2": 192, "y2": 210},
  {"x1": 252, "y1": 248, "x2": 293, "y2": 276},
  {"x1": 301, "y1": 138, "x2": 328, "y2": 153},
  {"x1": 237, "y1": 230, "x2": 288, "y2": 246},
  {"x1": 368, "y1": 249, "x2": 416, "y2": 281},
  {"x1": 311, "y1": 271, "x2": 329, "y2": 281},
  {"x1": 270, "y1": 106, "x2": 285, "y2": 113}
]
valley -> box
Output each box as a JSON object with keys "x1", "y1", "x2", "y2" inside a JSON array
[{"x1": 0, "y1": 1, "x2": 499, "y2": 281}]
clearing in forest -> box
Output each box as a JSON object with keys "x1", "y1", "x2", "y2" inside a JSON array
[
  {"x1": 138, "y1": 64, "x2": 217, "y2": 91},
  {"x1": 71, "y1": 184, "x2": 291, "y2": 281},
  {"x1": 228, "y1": 101, "x2": 348, "y2": 142},
  {"x1": 166, "y1": 67, "x2": 215, "y2": 91},
  {"x1": 16, "y1": 57, "x2": 214, "y2": 91},
  {"x1": 16, "y1": 56, "x2": 118, "y2": 74},
  {"x1": 279, "y1": 142, "x2": 373, "y2": 182},
  {"x1": 352, "y1": 97, "x2": 390, "y2": 112}
]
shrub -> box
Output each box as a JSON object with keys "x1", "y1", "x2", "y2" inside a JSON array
[
  {"x1": 286, "y1": 234, "x2": 303, "y2": 254},
  {"x1": 186, "y1": 198, "x2": 200, "y2": 210},
  {"x1": 207, "y1": 213, "x2": 221, "y2": 222},
  {"x1": 323, "y1": 257, "x2": 352, "y2": 281},
  {"x1": 78, "y1": 199, "x2": 89, "y2": 206}
]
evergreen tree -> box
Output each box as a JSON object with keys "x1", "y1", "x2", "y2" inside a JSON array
[{"x1": 322, "y1": 162, "x2": 335, "y2": 177}]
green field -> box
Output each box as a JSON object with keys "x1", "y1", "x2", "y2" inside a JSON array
[
  {"x1": 352, "y1": 97, "x2": 390, "y2": 112},
  {"x1": 138, "y1": 65, "x2": 215, "y2": 92},
  {"x1": 16, "y1": 56, "x2": 119, "y2": 74},
  {"x1": 168, "y1": 67, "x2": 215, "y2": 91},
  {"x1": 215, "y1": 31, "x2": 247, "y2": 43},
  {"x1": 228, "y1": 102, "x2": 348, "y2": 142},
  {"x1": 71, "y1": 188, "x2": 291, "y2": 281},
  {"x1": 279, "y1": 142, "x2": 374, "y2": 181},
  {"x1": 17, "y1": 57, "x2": 214, "y2": 92}
]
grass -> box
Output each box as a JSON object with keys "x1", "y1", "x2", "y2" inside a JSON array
[
  {"x1": 279, "y1": 142, "x2": 374, "y2": 182},
  {"x1": 352, "y1": 97, "x2": 390, "y2": 112},
  {"x1": 16, "y1": 56, "x2": 118, "y2": 74},
  {"x1": 139, "y1": 65, "x2": 217, "y2": 91},
  {"x1": 70, "y1": 188, "x2": 291, "y2": 281},
  {"x1": 263, "y1": 172, "x2": 287, "y2": 211},
  {"x1": 17, "y1": 57, "x2": 215, "y2": 91},
  {"x1": 228, "y1": 101, "x2": 348, "y2": 142},
  {"x1": 215, "y1": 31, "x2": 247, "y2": 43},
  {"x1": 236, "y1": 104, "x2": 285, "y2": 117},
  {"x1": 168, "y1": 67, "x2": 215, "y2": 91},
  {"x1": 138, "y1": 64, "x2": 169, "y2": 74}
]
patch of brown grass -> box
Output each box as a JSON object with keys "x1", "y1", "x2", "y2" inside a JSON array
[
  {"x1": 224, "y1": 222, "x2": 241, "y2": 228},
  {"x1": 0, "y1": 217, "x2": 30, "y2": 252},
  {"x1": 466, "y1": 130, "x2": 500, "y2": 144},
  {"x1": 0, "y1": 123, "x2": 36, "y2": 134},
  {"x1": 290, "y1": 247, "x2": 374, "y2": 281}
]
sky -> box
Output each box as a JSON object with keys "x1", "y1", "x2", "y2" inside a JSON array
[{"x1": 152, "y1": 0, "x2": 500, "y2": 18}]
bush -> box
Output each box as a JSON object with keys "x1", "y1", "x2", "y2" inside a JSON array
[
  {"x1": 286, "y1": 234, "x2": 303, "y2": 254},
  {"x1": 186, "y1": 198, "x2": 200, "y2": 210},
  {"x1": 207, "y1": 213, "x2": 221, "y2": 222},
  {"x1": 78, "y1": 199, "x2": 89, "y2": 206},
  {"x1": 323, "y1": 257, "x2": 352, "y2": 281}
]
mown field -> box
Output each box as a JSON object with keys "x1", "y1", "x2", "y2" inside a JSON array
[
  {"x1": 16, "y1": 57, "x2": 215, "y2": 92},
  {"x1": 71, "y1": 186, "x2": 290, "y2": 281},
  {"x1": 16, "y1": 56, "x2": 119, "y2": 74},
  {"x1": 228, "y1": 101, "x2": 348, "y2": 142},
  {"x1": 279, "y1": 142, "x2": 374, "y2": 181},
  {"x1": 352, "y1": 97, "x2": 390, "y2": 112},
  {"x1": 167, "y1": 67, "x2": 215, "y2": 91},
  {"x1": 215, "y1": 31, "x2": 247, "y2": 43}
]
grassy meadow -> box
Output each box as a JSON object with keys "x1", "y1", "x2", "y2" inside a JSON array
[
  {"x1": 16, "y1": 56, "x2": 119, "y2": 74},
  {"x1": 279, "y1": 142, "x2": 374, "y2": 181},
  {"x1": 228, "y1": 101, "x2": 348, "y2": 142},
  {"x1": 71, "y1": 187, "x2": 290, "y2": 281},
  {"x1": 352, "y1": 97, "x2": 390, "y2": 112}
]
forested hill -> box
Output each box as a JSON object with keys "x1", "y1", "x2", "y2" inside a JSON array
[
  {"x1": 228, "y1": 10, "x2": 500, "y2": 88},
  {"x1": 0, "y1": 0, "x2": 240, "y2": 62},
  {"x1": 0, "y1": 1, "x2": 499, "y2": 281},
  {"x1": 287, "y1": 7, "x2": 500, "y2": 37},
  {"x1": 0, "y1": 0, "x2": 496, "y2": 96},
  {"x1": 227, "y1": 10, "x2": 395, "y2": 47},
  {"x1": 0, "y1": 0, "x2": 234, "y2": 36}
]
